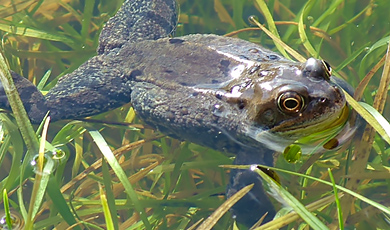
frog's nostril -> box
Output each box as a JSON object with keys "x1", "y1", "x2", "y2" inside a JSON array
[{"x1": 319, "y1": 97, "x2": 327, "y2": 103}]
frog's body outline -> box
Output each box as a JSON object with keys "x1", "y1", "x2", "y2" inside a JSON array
[{"x1": 0, "y1": 0, "x2": 353, "y2": 227}]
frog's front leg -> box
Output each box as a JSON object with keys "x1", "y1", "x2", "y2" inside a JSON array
[
  {"x1": 131, "y1": 81, "x2": 277, "y2": 226},
  {"x1": 227, "y1": 149, "x2": 276, "y2": 227}
]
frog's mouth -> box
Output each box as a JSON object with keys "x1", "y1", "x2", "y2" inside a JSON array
[
  {"x1": 273, "y1": 103, "x2": 349, "y2": 138},
  {"x1": 245, "y1": 105, "x2": 351, "y2": 154}
]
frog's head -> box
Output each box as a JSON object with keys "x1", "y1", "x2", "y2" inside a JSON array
[{"x1": 242, "y1": 58, "x2": 349, "y2": 153}]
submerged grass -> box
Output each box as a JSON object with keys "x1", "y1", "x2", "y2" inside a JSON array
[{"x1": 0, "y1": 0, "x2": 389, "y2": 229}]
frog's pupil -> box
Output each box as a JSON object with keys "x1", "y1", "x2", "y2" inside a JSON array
[{"x1": 284, "y1": 98, "x2": 299, "y2": 110}]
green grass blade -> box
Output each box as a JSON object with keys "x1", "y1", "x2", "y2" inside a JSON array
[
  {"x1": 311, "y1": 0, "x2": 344, "y2": 27},
  {"x1": 255, "y1": 0, "x2": 290, "y2": 58},
  {"x1": 0, "y1": 50, "x2": 39, "y2": 153},
  {"x1": 0, "y1": 24, "x2": 76, "y2": 45},
  {"x1": 46, "y1": 176, "x2": 82, "y2": 230},
  {"x1": 2, "y1": 189, "x2": 13, "y2": 229},
  {"x1": 0, "y1": 0, "x2": 35, "y2": 18},
  {"x1": 80, "y1": 0, "x2": 94, "y2": 42},
  {"x1": 263, "y1": 165, "x2": 390, "y2": 216},
  {"x1": 88, "y1": 129, "x2": 152, "y2": 229},
  {"x1": 51, "y1": 123, "x2": 86, "y2": 146},
  {"x1": 99, "y1": 183, "x2": 115, "y2": 230},
  {"x1": 254, "y1": 167, "x2": 329, "y2": 230},
  {"x1": 197, "y1": 184, "x2": 254, "y2": 230},
  {"x1": 359, "y1": 102, "x2": 390, "y2": 138},
  {"x1": 26, "y1": 154, "x2": 55, "y2": 225},
  {"x1": 298, "y1": 1, "x2": 318, "y2": 58},
  {"x1": 328, "y1": 3, "x2": 373, "y2": 35},
  {"x1": 248, "y1": 17, "x2": 305, "y2": 62},
  {"x1": 0, "y1": 116, "x2": 24, "y2": 198},
  {"x1": 25, "y1": 118, "x2": 52, "y2": 229},
  {"x1": 334, "y1": 44, "x2": 369, "y2": 72},
  {"x1": 36, "y1": 69, "x2": 52, "y2": 91},
  {"x1": 72, "y1": 135, "x2": 84, "y2": 178},
  {"x1": 0, "y1": 52, "x2": 41, "y2": 225},
  {"x1": 257, "y1": 194, "x2": 342, "y2": 230},
  {"x1": 102, "y1": 159, "x2": 119, "y2": 230},
  {"x1": 328, "y1": 168, "x2": 343, "y2": 230},
  {"x1": 343, "y1": 91, "x2": 390, "y2": 145},
  {"x1": 359, "y1": 36, "x2": 390, "y2": 77}
]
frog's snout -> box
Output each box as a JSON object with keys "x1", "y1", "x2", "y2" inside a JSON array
[
  {"x1": 314, "y1": 84, "x2": 345, "y2": 108},
  {"x1": 331, "y1": 84, "x2": 346, "y2": 105}
]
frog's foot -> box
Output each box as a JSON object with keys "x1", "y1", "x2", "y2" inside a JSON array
[
  {"x1": 227, "y1": 150, "x2": 276, "y2": 227},
  {"x1": 0, "y1": 71, "x2": 47, "y2": 123}
]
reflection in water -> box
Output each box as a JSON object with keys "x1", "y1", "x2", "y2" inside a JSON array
[
  {"x1": 0, "y1": 210, "x2": 24, "y2": 230},
  {"x1": 30, "y1": 149, "x2": 66, "y2": 176}
]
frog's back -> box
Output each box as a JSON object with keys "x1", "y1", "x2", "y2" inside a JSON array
[{"x1": 117, "y1": 34, "x2": 288, "y2": 87}]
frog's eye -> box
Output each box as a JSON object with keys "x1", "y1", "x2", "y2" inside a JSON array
[
  {"x1": 303, "y1": 58, "x2": 332, "y2": 81},
  {"x1": 321, "y1": 60, "x2": 332, "y2": 79},
  {"x1": 277, "y1": 92, "x2": 304, "y2": 114}
]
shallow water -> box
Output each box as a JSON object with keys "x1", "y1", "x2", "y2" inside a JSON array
[{"x1": 0, "y1": 0, "x2": 389, "y2": 229}]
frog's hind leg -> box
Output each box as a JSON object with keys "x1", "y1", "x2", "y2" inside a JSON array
[
  {"x1": 98, "y1": 0, "x2": 178, "y2": 54},
  {"x1": 0, "y1": 0, "x2": 178, "y2": 124}
]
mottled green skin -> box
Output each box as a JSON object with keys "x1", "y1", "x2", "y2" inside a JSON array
[{"x1": 0, "y1": 0, "x2": 350, "y2": 227}]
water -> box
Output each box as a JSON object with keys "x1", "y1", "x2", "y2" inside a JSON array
[{"x1": 0, "y1": 0, "x2": 389, "y2": 229}]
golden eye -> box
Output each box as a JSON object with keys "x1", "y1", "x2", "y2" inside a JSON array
[
  {"x1": 277, "y1": 92, "x2": 304, "y2": 114},
  {"x1": 321, "y1": 60, "x2": 332, "y2": 79}
]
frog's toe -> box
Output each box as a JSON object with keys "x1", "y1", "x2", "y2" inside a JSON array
[{"x1": 0, "y1": 71, "x2": 47, "y2": 123}]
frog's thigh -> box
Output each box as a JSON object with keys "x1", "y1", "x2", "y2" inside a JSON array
[{"x1": 131, "y1": 82, "x2": 171, "y2": 118}]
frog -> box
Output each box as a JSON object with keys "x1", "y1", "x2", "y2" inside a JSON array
[{"x1": 0, "y1": 0, "x2": 355, "y2": 227}]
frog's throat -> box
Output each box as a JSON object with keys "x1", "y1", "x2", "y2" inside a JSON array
[{"x1": 245, "y1": 105, "x2": 350, "y2": 154}]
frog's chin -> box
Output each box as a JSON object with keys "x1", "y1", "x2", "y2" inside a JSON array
[
  {"x1": 245, "y1": 128, "x2": 325, "y2": 154},
  {"x1": 245, "y1": 129, "x2": 302, "y2": 153},
  {"x1": 245, "y1": 106, "x2": 352, "y2": 154}
]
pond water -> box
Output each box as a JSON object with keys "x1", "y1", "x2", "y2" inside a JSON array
[{"x1": 0, "y1": 0, "x2": 389, "y2": 229}]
